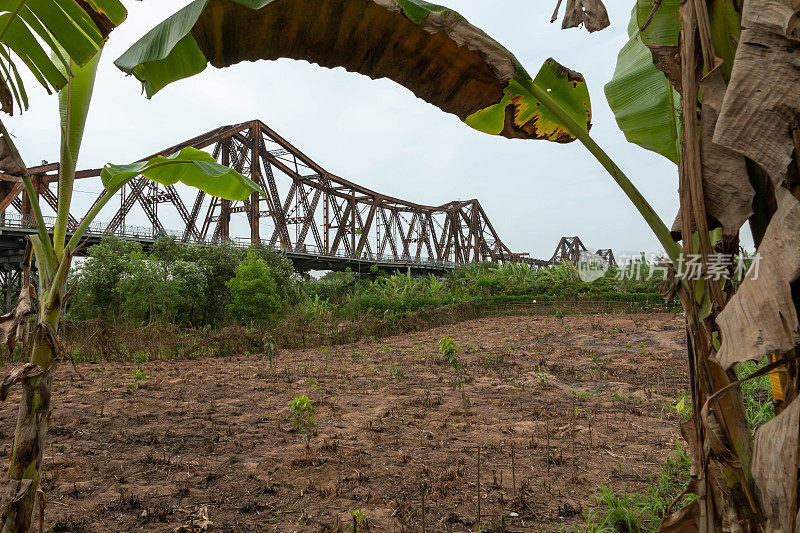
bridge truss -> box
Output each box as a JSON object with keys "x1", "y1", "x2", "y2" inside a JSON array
[
  {"x1": 548, "y1": 236, "x2": 617, "y2": 267},
  {"x1": 0, "y1": 120, "x2": 526, "y2": 274}
]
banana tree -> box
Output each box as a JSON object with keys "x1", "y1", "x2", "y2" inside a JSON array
[
  {"x1": 604, "y1": 0, "x2": 800, "y2": 530},
  {"x1": 0, "y1": 3, "x2": 261, "y2": 531},
  {"x1": 117, "y1": 0, "x2": 800, "y2": 530}
]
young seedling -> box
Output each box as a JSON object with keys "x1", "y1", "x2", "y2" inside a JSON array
[
  {"x1": 127, "y1": 368, "x2": 146, "y2": 391},
  {"x1": 438, "y1": 337, "x2": 469, "y2": 406},
  {"x1": 671, "y1": 394, "x2": 692, "y2": 421},
  {"x1": 537, "y1": 366, "x2": 551, "y2": 389},
  {"x1": 438, "y1": 336, "x2": 459, "y2": 364},
  {"x1": 287, "y1": 395, "x2": 316, "y2": 447},
  {"x1": 389, "y1": 364, "x2": 404, "y2": 381},
  {"x1": 127, "y1": 352, "x2": 147, "y2": 391},
  {"x1": 348, "y1": 509, "x2": 366, "y2": 532},
  {"x1": 261, "y1": 342, "x2": 278, "y2": 373}
]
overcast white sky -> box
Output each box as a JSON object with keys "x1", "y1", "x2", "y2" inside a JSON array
[{"x1": 5, "y1": 1, "x2": 698, "y2": 261}]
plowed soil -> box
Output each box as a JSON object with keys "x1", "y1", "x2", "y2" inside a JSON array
[{"x1": 0, "y1": 312, "x2": 689, "y2": 532}]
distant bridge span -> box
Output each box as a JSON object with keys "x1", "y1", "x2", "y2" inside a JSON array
[{"x1": 0, "y1": 119, "x2": 529, "y2": 276}]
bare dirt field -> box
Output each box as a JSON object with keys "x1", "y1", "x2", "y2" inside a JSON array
[{"x1": 0, "y1": 312, "x2": 689, "y2": 532}]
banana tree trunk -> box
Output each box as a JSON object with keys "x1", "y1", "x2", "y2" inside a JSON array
[{"x1": 1, "y1": 278, "x2": 65, "y2": 532}]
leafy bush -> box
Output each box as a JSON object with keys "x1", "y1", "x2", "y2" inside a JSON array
[
  {"x1": 68, "y1": 237, "x2": 145, "y2": 321},
  {"x1": 68, "y1": 236, "x2": 299, "y2": 327},
  {"x1": 226, "y1": 251, "x2": 283, "y2": 325}
]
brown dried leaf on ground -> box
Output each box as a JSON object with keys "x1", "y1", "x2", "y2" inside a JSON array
[
  {"x1": 716, "y1": 187, "x2": 800, "y2": 369},
  {"x1": 751, "y1": 395, "x2": 800, "y2": 532},
  {"x1": 174, "y1": 505, "x2": 212, "y2": 532},
  {"x1": 558, "y1": 0, "x2": 610, "y2": 32},
  {"x1": 714, "y1": 0, "x2": 800, "y2": 183}
]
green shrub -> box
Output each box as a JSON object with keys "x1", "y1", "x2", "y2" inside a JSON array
[{"x1": 226, "y1": 251, "x2": 283, "y2": 325}]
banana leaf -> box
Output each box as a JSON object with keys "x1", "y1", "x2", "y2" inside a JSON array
[
  {"x1": 68, "y1": 148, "x2": 263, "y2": 252},
  {"x1": 636, "y1": 0, "x2": 680, "y2": 46},
  {"x1": 0, "y1": 0, "x2": 126, "y2": 114},
  {"x1": 53, "y1": 44, "x2": 103, "y2": 257},
  {"x1": 101, "y1": 147, "x2": 262, "y2": 202},
  {"x1": 604, "y1": 8, "x2": 681, "y2": 164},
  {"x1": 115, "y1": 0, "x2": 591, "y2": 143}
]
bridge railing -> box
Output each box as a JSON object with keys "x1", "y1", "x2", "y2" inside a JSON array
[{"x1": 0, "y1": 213, "x2": 457, "y2": 269}]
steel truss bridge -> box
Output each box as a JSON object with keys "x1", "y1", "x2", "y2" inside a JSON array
[
  {"x1": 0, "y1": 119, "x2": 529, "y2": 278},
  {"x1": 548, "y1": 236, "x2": 616, "y2": 267},
  {"x1": 0, "y1": 120, "x2": 616, "y2": 308}
]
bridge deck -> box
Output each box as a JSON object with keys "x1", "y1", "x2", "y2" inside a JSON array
[{"x1": 0, "y1": 213, "x2": 455, "y2": 274}]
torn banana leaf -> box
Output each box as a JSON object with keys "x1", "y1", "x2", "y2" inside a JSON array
[
  {"x1": 115, "y1": 0, "x2": 591, "y2": 143},
  {"x1": 101, "y1": 147, "x2": 263, "y2": 201},
  {"x1": 635, "y1": 0, "x2": 681, "y2": 90},
  {"x1": 608, "y1": 4, "x2": 752, "y2": 237}
]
